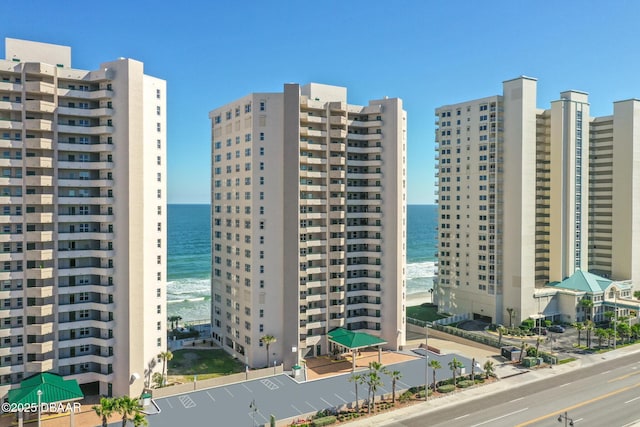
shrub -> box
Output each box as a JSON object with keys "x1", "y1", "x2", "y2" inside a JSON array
[
  {"x1": 417, "y1": 389, "x2": 433, "y2": 398},
  {"x1": 520, "y1": 318, "x2": 535, "y2": 330},
  {"x1": 311, "y1": 416, "x2": 337, "y2": 427},
  {"x1": 399, "y1": 390, "x2": 413, "y2": 402},
  {"x1": 437, "y1": 384, "x2": 455, "y2": 393},
  {"x1": 457, "y1": 380, "x2": 474, "y2": 388}
]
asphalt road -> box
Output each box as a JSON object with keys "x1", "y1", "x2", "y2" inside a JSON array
[
  {"x1": 391, "y1": 352, "x2": 640, "y2": 427},
  {"x1": 146, "y1": 352, "x2": 472, "y2": 427}
]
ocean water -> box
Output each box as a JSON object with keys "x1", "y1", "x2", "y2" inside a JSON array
[{"x1": 167, "y1": 204, "x2": 437, "y2": 321}]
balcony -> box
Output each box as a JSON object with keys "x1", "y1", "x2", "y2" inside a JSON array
[
  {"x1": 24, "y1": 137, "x2": 53, "y2": 150},
  {"x1": 24, "y1": 194, "x2": 53, "y2": 204},
  {"x1": 330, "y1": 129, "x2": 347, "y2": 138},
  {"x1": 25, "y1": 249, "x2": 54, "y2": 261},
  {"x1": 24, "y1": 118, "x2": 53, "y2": 131},
  {"x1": 24, "y1": 99, "x2": 55, "y2": 113},
  {"x1": 25, "y1": 231, "x2": 54, "y2": 242},
  {"x1": 57, "y1": 88, "x2": 113, "y2": 99},
  {"x1": 0, "y1": 81, "x2": 21, "y2": 92},
  {"x1": 24, "y1": 176, "x2": 53, "y2": 187},
  {"x1": 24, "y1": 81, "x2": 55, "y2": 95},
  {"x1": 26, "y1": 285, "x2": 54, "y2": 299},
  {"x1": 25, "y1": 341, "x2": 53, "y2": 354},
  {"x1": 57, "y1": 161, "x2": 114, "y2": 170},
  {"x1": 23, "y1": 62, "x2": 56, "y2": 76},
  {"x1": 24, "y1": 156, "x2": 53, "y2": 168},
  {"x1": 57, "y1": 106, "x2": 113, "y2": 117},
  {"x1": 25, "y1": 212, "x2": 54, "y2": 223},
  {"x1": 25, "y1": 323, "x2": 53, "y2": 335},
  {"x1": 57, "y1": 142, "x2": 114, "y2": 152},
  {"x1": 57, "y1": 124, "x2": 113, "y2": 135},
  {"x1": 25, "y1": 267, "x2": 54, "y2": 280},
  {"x1": 0, "y1": 100, "x2": 22, "y2": 112},
  {"x1": 0, "y1": 119, "x2": 23, "y2": 131},
  {"x1": 25, "y1": 360, "x2": 54, "y2": 372}
]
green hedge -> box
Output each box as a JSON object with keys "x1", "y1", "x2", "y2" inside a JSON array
[
  {"x1": 312, "y1": 416, "x2": 337, "y2": 427},
  {"x1": 457, "y1": 380, "x2": 474, "y2": 388},
  {"x1": 437, "y1": 384, "x2": 455, "y2": 393}
]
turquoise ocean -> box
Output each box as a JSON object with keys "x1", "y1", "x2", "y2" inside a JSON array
[{"x1": 167, "y1": 204, "x2": 437, "y2": 322}]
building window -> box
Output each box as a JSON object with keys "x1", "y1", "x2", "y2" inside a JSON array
[
  {"x1": 157, "y1": 337, "x2": 162, "y2": 347},
  {"x1": 157, "y1": 272, "x2": 162, "y2": 280},
  {"x1": 157, "y1": 106, "x2": 161, "y2": 115},
  {"x1": 157, "y1": 321, "x2": 161, "y2": 330},
  {"x1": 156, "y1": 89, "x2": 161, "y2": 99},
  {"x1": 157, "y1": 305, "x2": 161, "y2": 314},
  {"x1": 157, "y1": 123, "x2": 161, "y2": 132},
  {"x1": 157, "y1": 288, "x2": 161, "y2": 297}
]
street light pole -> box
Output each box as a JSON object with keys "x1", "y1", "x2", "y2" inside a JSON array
[
  {"x1": 614, "y1": 291, "x2": 618, "y2": 350},
  {"x1": 558, "y1": 410, "x2": 574, "y2": 426},
  {"x1": 37, "y1": 389, "x2": 42, "y2": 427},
  {"x1": 424, "y1": 322, "x2": 430, "y2": 401}
]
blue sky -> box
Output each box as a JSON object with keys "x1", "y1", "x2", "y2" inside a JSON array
[{"x1": 4, "y1": 1, "x2": 640, "y2": 204}]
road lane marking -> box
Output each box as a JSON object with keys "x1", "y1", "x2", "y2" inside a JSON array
[
  {"x1": 455, "y1": 414, "x2": 470, "y2": 420},
  {"x1": 320, "y1": 398, "x2": 332, "y2": 407},
  {"x1": 291, "y1": 404, "x2": 303, "y2": 414},
  {"x1": 166, "y1": 400, "x2": 173, "y2": 409},
  {"x1": 470, "y1": 408, "x2": 529, "y2": 427},
  {"x1": 625, "y1": 396, "x2": 640, "y2": 404},
  {"x1": 306, "y1": 401, "x2": 317, "y2": 411},
  {"x1": 516, "y1": 383, "x2": 640, "y2": 426},
  {"x1": 334, "y1": 393, "x2": 348, "y2": 403},
  {"x1": 398, "y1": 380, "x2": 411, "y2": 388},
  {"x1": 574, "y1": 418, "x2": 583, "y2": 423},
  {"x1": 622, "y1": 420, "x2": 640, "y2": 427},
  {"x1": 242, "y1": 384, "x2": 253, "y2": 393},
  {"x1": 224, "y1": 388, "x2": 234, "y2": 397},
  {"x1": 206, "y1": 391, "x2": 215, "y2": 402},
  {"x1": 608, "y1": 371, "x2": 640, "y2": 383},
  {"x1": 601, "y1": 370, "x2": 611, "y2": 374},
  {"x1": 560, "y1": 382, "x2": 571, "y2": 387},
  {"x1": 510, "y1": 397, "x2": 524, "y2": 402}
]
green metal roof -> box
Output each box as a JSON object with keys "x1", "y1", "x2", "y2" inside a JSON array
[
  {"x1": 549, "y1": 270, "x2": 611, "y2": 293},
  {"x1": 8, "y1": 373, "x2": 83, "y2": 405},
  {"x1": 327, "y1": 328, "x2": 387, "y2": 350}
]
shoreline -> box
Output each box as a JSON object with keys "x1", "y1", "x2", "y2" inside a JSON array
[{"x1": 406, "y1": 291, "x2": 433, "y2": 306}]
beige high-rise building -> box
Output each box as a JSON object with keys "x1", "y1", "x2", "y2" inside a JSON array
[
  {"x1": 0, "y1": 38, "x2": 166, "y2": 398},
  {"x1": 435, "y1": 77, "x2": 640, "y2": 325},
  {"x1": 209, "y1": 83, "x2": 406, "y2": 369}
]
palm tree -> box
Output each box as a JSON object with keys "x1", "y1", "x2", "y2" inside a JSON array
[
  {"x1": 631, "y1": 323, "x2": 640, "y2": 341},
  {"x1": 535, "y1": 336, "x2": 543, "y2": 357},
  {"x1": 365, "y1": 370, "x2": 383, "y2": 414},
  {"x1": 518, "y1": 340, "x2": 526, "y2": 363},
  {"x1": 157, "y1": 350, "x2": 173, "y2": 387},
  {"x1": 384, "y1": 369, "x2": 402, "y2": 404},
  {"x1": 132, "y1": 412, "x2": 148, "y2": 427},
  {"x1": 584, "y1": 320, "x2": 595, "y2": 348},
  {"x1": 470, "y1": 358, "x2": 476, "y2": 383},
  {"x1": 448, "y1": 357, "x2": 463, "y2": 388},
  {"x1": 428, "y1": 359, "x2": 442, "y2": 393},
  {"x1": 93, "y1": 397, "x2": 115, "y2": 427},
  {"x1": 634, "y1": 291, "x2": 640, "y2": 300},
  {"x1": 604, "y1": 311, "x2": 615, "y2": 327},
  {"x1": 167, "y1": 316, "x2": 179, "y2": 330},
  {"x1": 260, "y1": 335, "x2": 277, "y2": 367},
  {"x1": 348, "y1": 373, "x2": 364, "y2": 412},
  {"x1": 595, "y1": 328, "x2": 607, "y2": 348},
  {"x1": 580, "y1": 298, "x2": 594, "y2": 321},
  {"x1": 483, "y1": 360, "x2": 495, "y2": 379},
  {"x1": 573, "y1": 322, "x2": 584, "y2": 346},
  {"x1": 114, "y1": 396, "x2": 145, "y2": 427},
  {"x1": 506, "y1": 308, "x2": 516, "y2": 328}
]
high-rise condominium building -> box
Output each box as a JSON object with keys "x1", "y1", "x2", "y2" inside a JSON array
[
  {"x1": 0, "y1": 38, "x2": 166, "y2": 398},
  {"x1": 434, "y1": 76, "x2": 640, "y2": 325},
  {"x1": 210, "y1": 83, "x2": 406, "y2": 369}
]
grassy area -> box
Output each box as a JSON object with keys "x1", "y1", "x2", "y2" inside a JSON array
[
  {"x1": 406, "y1": 303, "x2": 447, "y2": 322},
  {"x1": 168, "y1": 349, "x2": 245, "y2": 381}
]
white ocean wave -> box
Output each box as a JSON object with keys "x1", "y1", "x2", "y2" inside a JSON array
[
  {"x1": 167, "y1": 277, "x2": 211, "y2": 297},
  {"x1": 167, "y1": 296, "x2": 208, "y2": 304},
  {"x1": 406, "y1": 261, "x2": 436, "y2": 280}
]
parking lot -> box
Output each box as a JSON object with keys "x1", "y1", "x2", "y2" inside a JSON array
[{"x1": 147, "y1": 352, "x2": 472, "y2": 426}]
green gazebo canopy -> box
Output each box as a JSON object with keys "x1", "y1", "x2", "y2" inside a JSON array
[
  {"x1": 8, "y1": 373, "x2": 83, "y2": 405},
  {"x1": 327, "y1": 327, "x2": 387, "y2": 350}
]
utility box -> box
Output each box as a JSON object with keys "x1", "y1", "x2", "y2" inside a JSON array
[{"x1": 501, "y1": 346, "x2": 521, "y2": 362}]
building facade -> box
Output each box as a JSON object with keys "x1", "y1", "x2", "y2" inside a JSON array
[
  {"x1": 210, "y1": 83, "x2": 406, "y2": 369},
  {"x1": 0, "y1": 38, "x2": 166, "y2": 398},
  {"x1": 434, "y1": 77, "x2": 640, "y2": 325}
]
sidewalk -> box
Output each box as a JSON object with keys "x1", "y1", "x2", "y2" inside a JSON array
[{"x1": 345, "y1": 344, "x2": 640, "y2": 426}]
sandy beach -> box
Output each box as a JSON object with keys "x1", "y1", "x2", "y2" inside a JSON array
[{"x1": 406, "y1": 291, "x2": 433, "y2": 307}]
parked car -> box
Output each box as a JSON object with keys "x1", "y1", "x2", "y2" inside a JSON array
[{"x1": 548, "y1": 325, "x2": 565, "y2": 333}]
